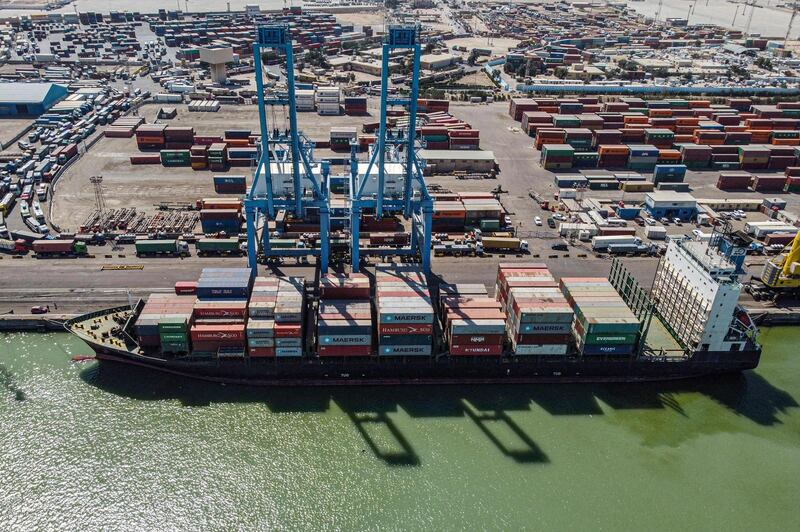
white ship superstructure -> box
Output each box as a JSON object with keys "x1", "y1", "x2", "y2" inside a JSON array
[{"x1": 652, "y1": 237, "x2": 757, "y2": 352}]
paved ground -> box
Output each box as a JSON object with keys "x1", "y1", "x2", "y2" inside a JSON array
[{"x1": 0, "y1": 117, "x2": 32, "y2": 149}]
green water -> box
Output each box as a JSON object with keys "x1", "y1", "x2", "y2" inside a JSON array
[{"x1": 1, "y1": 330, "x2": 799, "y2": 531}]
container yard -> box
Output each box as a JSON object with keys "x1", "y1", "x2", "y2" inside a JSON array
[{"x1": 0, "y1": 2, "x2": 796, "y2": 324}]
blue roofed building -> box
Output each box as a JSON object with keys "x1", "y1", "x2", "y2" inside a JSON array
[{"x1": 0, "y1": 82, "x2": 69, "y2": 116}]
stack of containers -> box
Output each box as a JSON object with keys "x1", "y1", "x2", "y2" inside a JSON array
[
  {"x1": 296, "y1": 89, "x2": 316, "y2": 111},
  {"x1": 679, "y1": 144, "x2": 712, "y2": 168},
  {"x1": 717, "y1": 171, "x2": 753, "y2": 190},
  {"x1": 522, "y1": 112, "x2": 552, "y2": 136},
  {"x1": 343, "y1": 96, "x2": 367, "y2": 115},
  {"x1": 135, "y1": 293, "x2": 195, "y2": 351},
  {"x1": 598, "y1": 145, "x2": 629, "y2": 167},
  {"x1": 449, "y1": 129, "x2": 480, "y2": 150},
  {"x1": 200, "y1": 208, "x2": 241, "y2": 234},
  {"x1": 652, "y1": 164, "x2": 687, "y2": 185},
  {"x1": 627, "y1": 145, "x2": 659, "y2": 171},
  {"x1": 164, "y1": 126, "x2": 194, "y2": 149},
  {"x1": 274, "y1": 277, "x2": 305, "y2": 357},
  {"x1": 213, "y1": 175, "x2": 247, "y2": 195},
  {"x1": 534, "y1": 128, "x2": 566, "y2": 150},
  {"x1": 317, "y1": 273, "x2": 372, "y2": 357},
  {"x1": 541, "y1": 144, "x2": 574, "y2": 170},
  {"x1": 441, "y1": 288, "x2": 505, "y2": 356},
  {"x1": 739, "y1": 146, "x2": 771, "y2": 169},
  {"x1": 227, "y1": 146, "x2": 258, "y2": 167},
  {"x1": 564, "y1": 128, "x2": 593, "y2": 151},
  {"x1": 136, "y1": 124, "x2": 167, "y2": 150},
  {"x1": 560, "y1": 277, "x2": 640, "y2": 357},
  {"x1": 190, "y1": 144, "x2": 208, "y2": 170},
  {"x1": 190, "y1": 267, "x2": 253, "y2": 355},
  {"x1": 160, "y1": 149, "x2": 191, "y2": 167},
  {"x1": 785, "y1": 167, "x2": 800, "y2": 193},
  {"x1": 496, "y1": 264, "x2": 573, "y2": 356},
  {"x1": 316, "y1": 86, "x2": 341, "y2": 115},
  {"x1": 644, "y1": 128, "x2": 675, "y2": 148},
  {"x1": 208, "y1": 143, "x2": 228, "y2": 170},
  {"x1": 419, "y1": 126, "x2": 450, "y2": 150},
  {"x1": 376, "y1": 265, "x2": 434, "y2": 356}
]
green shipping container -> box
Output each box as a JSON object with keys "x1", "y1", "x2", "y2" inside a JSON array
[
  {"x1": 136, "y1": 239, "x2": 177, "y2": 254},
  {"x1": 582, "y1": 332, "x2": 639, "y2": 345},
  {"x1": 196, "y1": 238, "x2": 240, "y2": 252},
  {"x1": 74, "y1": 241, "x2": 87, "y2": 254},
  {"x1": 162, "y1": 341, "x2": 190, "y2": 353},
  {"x1": 159, "y1": 318, "x2": 188, "y2": 333},
  {"x1": 270, "y1": 239, "x2": 296, "y2": 249},
  {"x1": 479, "y1": 219, "x2": 501, "y2": 231},
  {"x1": 160, "y1": 332, "x2": 189, "y2": 343}
]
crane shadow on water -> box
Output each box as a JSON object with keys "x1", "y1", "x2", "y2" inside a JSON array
[{"x1": 79, "y1": 362, "x2": 798, "y2": 465}]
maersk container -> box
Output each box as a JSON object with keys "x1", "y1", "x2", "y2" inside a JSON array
[
  {"x1": 319, "y1": 335, "x2": 372, "y2": 346},
  {"x1": 276, "y1": 347, "x2": 302, "y2": 357},
  {"x1": 380, "y1": 345, "x2": 433, "y2": 356}
]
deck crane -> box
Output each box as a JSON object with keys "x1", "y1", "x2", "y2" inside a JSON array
[
  {"x1": 348, "y1": 25, "x2": 434, "y2": 273},
  {"x1": 757, "y1": 232, "x2": 800, "y2": 300},
  {"x1": 245, "y1": 25, "x2": 332, "y2": 272}
]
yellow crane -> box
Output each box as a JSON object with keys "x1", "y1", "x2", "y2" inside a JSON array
[{"x1": 760, "y1": 231, "x2": 800, "y2": 290}]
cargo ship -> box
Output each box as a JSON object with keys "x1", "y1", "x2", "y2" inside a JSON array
[{"x1": 66, "y1": 237, "x2": 761, "y2": 385}]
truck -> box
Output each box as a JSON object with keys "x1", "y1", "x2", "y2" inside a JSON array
[
  {"x1": 135, "y1": 239, "x2": 190, "y2": 256},
  {"x1": 475, "y1": 237, "x2": 529, "y2": 254},
  {"x1": 32, "y1": 239, "x2": 87, "y2": 257},
  {"x1": 32, "y1": 201, "x2": 45, "y2": 223},
  {"x1": 36, "y1": 183, "x2": 48, "y2": 201},
  {"x1": 11, "y1": 229, "x2": 44, "y2": 245},
  {"x1": 19, "y1": 201, "x2": 30, "y2": 218},
  {"x1": 0, "y1": 238, "x2": 28, "y2": 254},
  {"x1": 195, "y1": 238, "x2": 244, "y2": 256},
  {"x1": 591, "y1": 235, "x2": 642, "y2": 251},
  {"x1": 23, "y1": 216, "x2": 48, "y2": 234}
]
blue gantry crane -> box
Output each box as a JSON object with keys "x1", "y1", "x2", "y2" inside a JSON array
[
  {"x1": 348, "y1": 25, "x2": 434, "y2": 273},
  {"x1": 245, "y1": 24, "x2": 433, "y2": 274},
  {"x1": 245, "y1": 24, "x2": 331, "y2": 272}
]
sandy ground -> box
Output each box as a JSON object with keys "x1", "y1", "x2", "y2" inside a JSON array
[
  {"x1": 448, "y1": 37, "x2": 521, "y2": 57},
  {"x1": 334, "y1": 11, "x2": 387, "y2": 30},
  {"x1": 454, "y1": 70, "x2": 495, "y2": 87},
  {"x1": 0, "y1": 117, "x2": 33, "y2": 148}
]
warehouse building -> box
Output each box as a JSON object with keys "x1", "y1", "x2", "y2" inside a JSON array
[
  {"x1": 0, "y1": 82, "x2": 68, "y2": 116},
  {"x1": 419, "y1": 150, "x2": 496, "y2": 174},
  {"x1": 644, "y1": 191, "x2": 697, "y2": 221}
]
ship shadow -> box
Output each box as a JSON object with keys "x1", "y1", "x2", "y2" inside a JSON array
[{"x1": 79, "y1": 363, "x2": 798, "y2": 465}]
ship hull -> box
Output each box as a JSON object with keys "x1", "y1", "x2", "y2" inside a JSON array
[{"x1": 84, "y1": 341, "x2": 761, "y2": 386}]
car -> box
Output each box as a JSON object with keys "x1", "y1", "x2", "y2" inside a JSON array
[
  {"x1": 547, "y1": 218, "x2": 556, "y2": 229},
  {"x1": 660, "y1": 217, "x2": 670, "y2": 225},
  {"x1": 646, "y1": 217, "x2": 657, "y2": 226},
  {"x1": 551, "y1": 242, "x2": 569, "y2": 251},
  {"x1": 30, "y1": 306, "x2": 49, "y2": 314},
  {"x1": 673, "y1": 218, "x2": 682, "y2": 225},
  {"x1": 634, "y1": 218, "x2": 645, "y2": 227},
  {"x1": 534, "y1": 216, "x2": 542, "y2": 226}
]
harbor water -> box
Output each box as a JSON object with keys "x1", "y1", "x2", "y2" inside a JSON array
[{"x1": 1, "y1": 328, "x2": 798, "y2": 529}]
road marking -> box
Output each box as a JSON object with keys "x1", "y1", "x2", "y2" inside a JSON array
[{"x1": 101, "y1": 265, "x2": 145, "y2": 271}]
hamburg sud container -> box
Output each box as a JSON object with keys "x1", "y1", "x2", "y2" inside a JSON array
[
  {"x1": 376, "y1": 265, "x2": 434, "y2": 356},
  {"x1": 247, "y1": 276, "x2": 304, "y2": 357},
  {"x1": 496, "y1": 264, "x2": 573, "y2": 356},
  {"x1": 440, "y1": 288, "x2": 505, "y2": 356},
  {"x1": 317, "y1": 273, "x2": 372, "y2": 356},
  {"x1": 559, "y1": 278, "x2": 640, "y2": 357}
]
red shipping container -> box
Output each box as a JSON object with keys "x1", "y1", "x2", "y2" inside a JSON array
[
  {"x1": 449, "y1": 344, "x2": 503, "y2": 356},
  {"x1": 190, "y1": 324, "x2": 245, "y2": 342},
  {"x1": 274, "y1": 323, "x2": 302, "y2": 338},
  {"x1": 378, "y1": 324, "x2": 433, "y2": 335},
  {"x1": 192, "y1": 340, "x2": 245, "y2": 351},
  {"x1": 193, "y1": 302, "x2": 247, "y2": 319},
  {"x1": 450, "y1": 334, "x2": 504, "y2": 345},
  {"x1": 248, "y1": 347, "x2": 276, "y2": 357},
  {"x1": 175, "y1": 281, "x2": 198, "y2": 295},
  {"x1": 317, "y1": 345, "x2": 372, "y2": 356}
]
